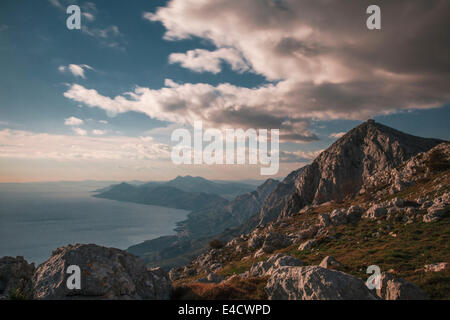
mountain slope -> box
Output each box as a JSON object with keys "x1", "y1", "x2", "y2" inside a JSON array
[
  {"x1": 259, "y1": 120, "x2": 444, "y2": 225},
  {"x1": 127, "y1": 179, "x2": 279, "y2": 269}
]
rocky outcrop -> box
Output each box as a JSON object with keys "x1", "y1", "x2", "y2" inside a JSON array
[
  {"x1": 424, "y1": 262, "x2": 448, "y2": 273},
  {"x1": 319, "y1": 256, "x2": 344, "y2": 270},
  {"x1": 32, "y1": 244, "x2": 172, "y2": 300},
  {"x1": 247, "y1": 254, "x2": 302, "y2": 277},
  {"x1": 265, "y1": 266, "x2": 377, "y2": 300},
  {"x1": 376, "y1": 273, "x2": 428, "y2": 300},
  {"x1": 0, "y1": 256, "x2": 35, "y2": 300},
  {"x1": 197, "y1": 273, "x2": 224, "y2": 284},
  {"x1": 259, "y1": 120, "x2": 443, "y2": 225}
]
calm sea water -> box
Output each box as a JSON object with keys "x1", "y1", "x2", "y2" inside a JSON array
[{"x1": 0, "y1": 181, "x2": 188, "y2": 265}]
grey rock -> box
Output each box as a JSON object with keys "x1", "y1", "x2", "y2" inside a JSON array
[
  {"x1": 346, "y1": 205, "x2": 363, "y2": 223},
  {"x1": 261, "y1": 232, "x2": 291, "y2": 254},
  {"x1": 423, "y1": 203, "x2": 448, "y2": 223},
  {"x1": 298, "y1": 239, "x2": 317, "y2": 251},
  {"x1": 424, "y1": 262, "x2": 448, "y2": 273},
  {"x1": 32, "y1": 244, "x2": 172, "y2": 300},
  {"x1": 376, "y1": 273, "x2": 428, "y2": 300},
  {"x1": 248, "y1": 254, "x2": 302, "y2": 277},
  {"x1": 0, "y1": 256, "x2": 35, "y2": 300},
  {"x1": 197, "y1": 273, "x2": 224, "y2": 284},
  {"x1": 319, "y1": 256, "x2": 344, "y2": 270},
  {"x1": 330, "y1": 209, "x2": 347, "y2": 225},
  {"x1": 248, "y1": 233, "x2": 265, "y2": 250},
  {"x1": 364, "y1": 205, "x2": 387, "y2": 220},
  {"x1": 265, "y1": 266, "x2": 377, "y2": 300}
]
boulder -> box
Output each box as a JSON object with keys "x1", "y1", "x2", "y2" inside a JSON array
[
  {"x1": 261, "y1": 232, "x2": 291, "y2": 254},
  {"x1": 423, "y1": 203, "x2": 448, "y2": 223},
  {"x1": 424, "y1": 262, "x2": 448, "y2": 273},
  {"x1": 318, "y1": 213, "x2": 332, "y2": 227},
  {"x1": 298, "y1": 239, "x2": 317, "y2": 251},
  {"x1": 248, "y1": 254, "x2": 302, "y2": 277},
  {"x1": 265, "y1": 266, "x2": 377, "y2": 300},
  {"x1": 376, "y1": 273, "x2": 428, "y2": 300},
  {"x1": 364, "y1": 205, "x2": 387, "y2": 220},
  {"x1": 248, "y1": 233, "x2": 265, "y2": 250},
  {"x1": 346, "y1": 205, "x2": 363, "y2": 224},
  {"x1": 329, "y1": 209, "x2": 347, "y2": 225},
  {"x1": 391, "y1": 197, "x2": 404, "y2": 207},
  {"x1": 32, "y1": 244, "x2": 172, "y2": 300},
  {"x1": 297, "y1": 224, "x2": 319, "y2": 240},
  {"x1": 319, "y1": 256, "x2": 344, "y2": 270},
  {"x1": 0, "y1": 256, "x2": 35, "y2": 300},
  {"x1": 197, "y1": 273, "x2": 224, "y2": 284}
]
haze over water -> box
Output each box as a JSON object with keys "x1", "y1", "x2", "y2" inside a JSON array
[{"x1": 0, "y1": 181, "x2": 188, "y2": 265}]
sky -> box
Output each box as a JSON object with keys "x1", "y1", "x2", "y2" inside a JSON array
[{"x1": 0, "y1": 0, "x2": 449, "y2": 182}]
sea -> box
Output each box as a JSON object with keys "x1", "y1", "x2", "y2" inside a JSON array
[{"x1": 0, "y1": 181, "x2": 188, "y2": 265}]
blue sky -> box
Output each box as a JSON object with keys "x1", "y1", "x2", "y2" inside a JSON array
[{"x1": 0, "y1": 0, "x2": 449, "y2": 182}]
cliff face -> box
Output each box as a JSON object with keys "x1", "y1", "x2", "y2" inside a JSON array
[{"x1": 259, "y1": 120, "x2": 443, "y2": 225}]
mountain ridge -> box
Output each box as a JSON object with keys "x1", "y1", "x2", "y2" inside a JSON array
[{"x1": 258, "y1": 120, "x2": 444, "y2": 225}]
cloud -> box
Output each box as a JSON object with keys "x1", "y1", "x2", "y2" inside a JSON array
[
  {"x1": 92, "y1": 129, "x2": 106, "y2": 135},
  {"x1": 82, "y1": 12, "x2": 95, "y2": 22},
  {"x1": 63, "y1": 0, "x2": 450, "y2": 144},
  {"x1": 143, "y1": 0, "x2": 450, "y2": 115},
  {"x1": 279, "y1": 150, "x2": 323, "y2": 163},
  {"x1": 169, "y1": 48, "x2": 249, "y2": 74},
  {"x1": 329, "y1": 132, "x2": 346, "y2": 139},
  {"x1": 0, "y1": 129, "x2": 170, "y2": 161},
  {"x1": 63, "y1": 81, "x2": 319, "y2": 142},
  {"x1": 72, "y1": 128, "x2": 88, "y2": 136},
  {"x1": 64, "y1": 116, "x2": 84, "y2": 126},
  {"x1": 59, "y1": 64, "x2": 94, "y2": 78},
  {"x1": 81, "y1": 25, "x2": 125, "y2": 50}
]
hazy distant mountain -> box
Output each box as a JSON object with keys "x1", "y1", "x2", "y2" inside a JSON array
[{"x1": 94, "y1": 176, "x2": 256, "y2": 211}]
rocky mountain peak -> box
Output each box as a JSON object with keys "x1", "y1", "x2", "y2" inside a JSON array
[{"x1": 259, "y1": 121, "x2": 444, "y2": 225}]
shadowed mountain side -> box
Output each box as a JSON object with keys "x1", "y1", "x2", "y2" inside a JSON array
[{"x1": 127, "y1": 179, "x2": 279, "y2": 269}]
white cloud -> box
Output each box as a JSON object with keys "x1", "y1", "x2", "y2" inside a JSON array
[
  {"x1": 82, "y1": 12, "x2": 95, "y2": 22},
  {"x1": 92, "y1": 129, "x2": 106, "y2": 135},
  {"x1": 329, "y1": 132, "x2": 346, "y2": 139},
  {"x1": 169, "y1": 48, "x2": 249, "y2": 74},
  {"x1": 0, "y1": 129, "x2": 171, "y2": 161},
  {"x1": 64, "y1": 116, "x2": 84, "y2": 126},
  {"x1": 59, "y1": 64, "x2": 94, "y2": 79},
  {"x1": 140, "y1": 0, "x2": 450, "y2": 122},
  {"x1": 73, "y1": 128, "x2": 88, "y2": 136},
  {"x1": 99, "y1": 120, "x2": 108, "y2": 124}
]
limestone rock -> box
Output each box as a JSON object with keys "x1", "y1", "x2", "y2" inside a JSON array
[
  {"x1": 32, "y1": 244, "x2": 172, "y2": 300},
  {"x1": 376, "y1": 273, "x2": 428, "y2": 300},
  {"x1": 248, "y1": 254, "x2": 302, "y2": 277},
  {"x1": 265, "y1": 266, "x2": 377, "y2": 300},
  {"x1": 319, "y1": 256, "x2": 344, "y2": 270},
  {"x1": 197, "y1": 273, "x2": 224, "y2": 284},
  {"x1": 0, "y1": 256, "x2": 35, "y2": 300},
  {"x1": 298, "y1": 239, "x2": 317, "y2": 251},
  {"x1": 424, "y1": 262, "x2": 448, "y2": 273},
  {"x1": 364, "y1": 204, "x2": 387, "y2": 220}
]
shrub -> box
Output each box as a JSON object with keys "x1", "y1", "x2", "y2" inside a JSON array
[{"x1": 209, "y1": 239, "x2": 225, "y2": 249}]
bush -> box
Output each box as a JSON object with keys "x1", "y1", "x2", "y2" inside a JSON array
[{"x1": 209, "y1": 239, "x2": 225, "y2": 249}]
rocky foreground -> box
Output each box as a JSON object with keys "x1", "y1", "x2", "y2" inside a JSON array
[{"x1": 0, "y1": 244, "x2": 172, "y2": 300}]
